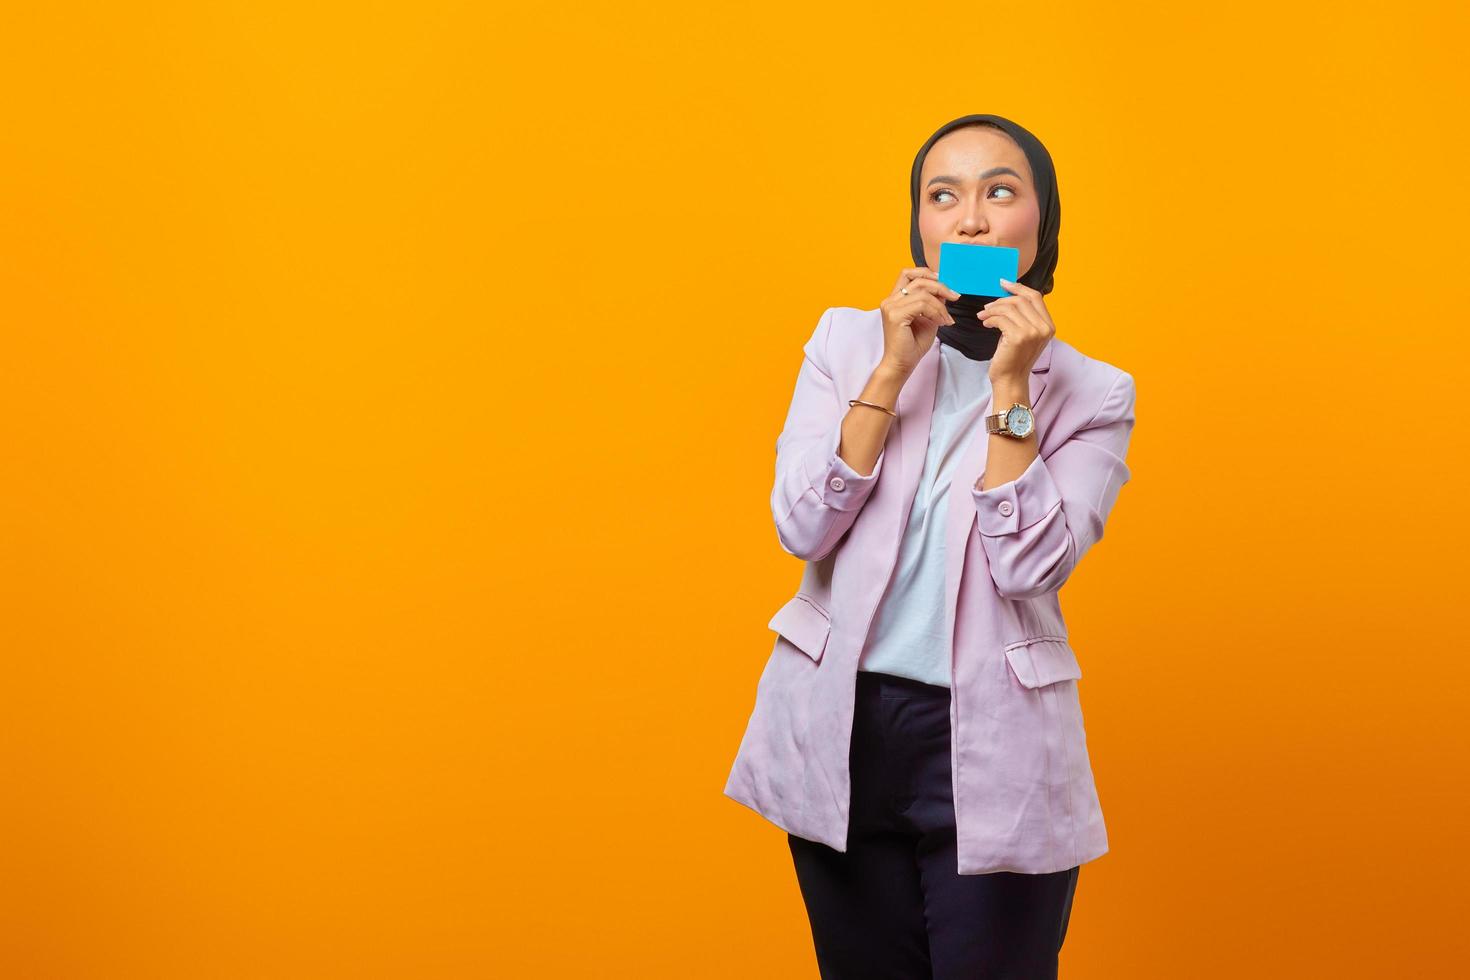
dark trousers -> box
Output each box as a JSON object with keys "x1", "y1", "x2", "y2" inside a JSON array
[{"x1": 787, "y1": 669, "x2": 1080, "y2": 979}]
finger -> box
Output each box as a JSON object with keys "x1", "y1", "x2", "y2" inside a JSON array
[
  {"x1": 897, "y1": 278, "x2": 961, "y2": 302},
  {"x1": 998, "y1": 277, "x2": 1038, "y2": 296},
  {"x1": 908, "y1": 277, "x2": 961, "y2": 300},
  {"x1": 998, "y1": 278, "x2": 1049, "y2": 320},
  {"x1": 913, "y1": 296, "x2": 953, "y2": 325},
  {"x1": 893, "y1": 294, "x2": 925, "y2": 322},
  {"x1": 976, "y1": 309, "x2": 1023, "y2": 333},
  {"x1": 982, "y1": 296, "x2": 1041, "y2": 332},
  {"x1": 925, "y1": 296, "x2": 955, "y2": 324}
]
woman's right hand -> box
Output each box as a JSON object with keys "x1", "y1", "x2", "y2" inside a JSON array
[{"x1": 879, "y1": 267, "x2": 960, "y2": 377}]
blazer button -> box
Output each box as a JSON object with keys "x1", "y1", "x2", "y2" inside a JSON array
[
  {"x1": 997, "y1": 500, "x2": 1014, "y2": 516},
  {"x1": 829, "y1": 476, "x2": 846, "y2": 491}
]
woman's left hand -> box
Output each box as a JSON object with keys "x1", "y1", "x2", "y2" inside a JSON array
[{"x1": 977, "y1": 278, "x2": 1056, "y2": 384}]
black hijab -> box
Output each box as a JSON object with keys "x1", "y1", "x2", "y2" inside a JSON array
[{"x1": 908, "y1": 114, "x2": 1061, "y2": 361}]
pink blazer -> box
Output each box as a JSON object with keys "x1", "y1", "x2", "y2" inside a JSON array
[{"x1": 723, "y1": 305, "x2": 1137, "y2": 875}]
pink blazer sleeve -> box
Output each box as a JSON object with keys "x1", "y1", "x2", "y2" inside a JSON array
[
  {"x1": 970, "y1": 369, "x2": 1137, "y2": 599},
  {"x1": 771, "y1": 308, "x2": 888, "y2": 561}
]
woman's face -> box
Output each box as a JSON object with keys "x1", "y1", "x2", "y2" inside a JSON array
[{"x1": 917, "y1": 126, "x2": 1041, "y2": 279}]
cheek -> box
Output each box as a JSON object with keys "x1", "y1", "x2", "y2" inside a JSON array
[
  {"x1": 917, "y1": 213, "x2": 946, "y2": 265},
  {"x1": 1001, "y1": 205, "x2": 1042, "y2": 248},
  {"x1": 918, "y1": 210, "x2": 945, "y2": 242}
]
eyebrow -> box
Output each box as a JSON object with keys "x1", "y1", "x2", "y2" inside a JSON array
[{"x1": 926, "y1": 167, "x2": 1024, "y2": 187}]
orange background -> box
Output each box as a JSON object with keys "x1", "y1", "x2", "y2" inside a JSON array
[{"x1": 3, "y1": 2, "x2": 1467, "y2": 977}]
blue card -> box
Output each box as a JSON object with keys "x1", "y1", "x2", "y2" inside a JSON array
[{"x1": 937, "y1": 242, "x2": 1020, "y2": 297}]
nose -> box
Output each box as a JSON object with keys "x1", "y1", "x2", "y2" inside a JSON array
[{"x1": 957, "y1": 202, "x2": 987, "y2": 235}]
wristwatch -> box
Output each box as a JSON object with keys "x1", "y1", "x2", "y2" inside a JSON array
[{"x1": 985, "y1": 402, "x2": 1035, "y2": 439}]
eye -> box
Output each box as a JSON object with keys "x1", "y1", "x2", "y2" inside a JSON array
[{"x1": 928, "y1": 184, "x2": 1017, "y2": 204}]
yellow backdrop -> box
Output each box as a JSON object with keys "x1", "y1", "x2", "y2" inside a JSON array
[{"x1": 3, "y1": 1, "x2": 1467, "y2": 977}]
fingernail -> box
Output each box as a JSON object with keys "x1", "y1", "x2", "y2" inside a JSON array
[{"x1": 999, "y1": 278, "x2": 1011, "y2": 284}]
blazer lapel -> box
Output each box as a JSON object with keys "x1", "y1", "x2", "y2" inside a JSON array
[
  {"x1": 890, "y1": 339, "x2": 943, "y2": 543},
  {"x1": 941, "y1": 338, "x2": 1057, "y2": 624}
]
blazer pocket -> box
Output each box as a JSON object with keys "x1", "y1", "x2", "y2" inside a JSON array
[
  {"x1": 1003, "y1": 635, "x2": 1082, "y2": 688},
  {"x1": 768, "y1": 593, "x2": 832, "y2": 663}
]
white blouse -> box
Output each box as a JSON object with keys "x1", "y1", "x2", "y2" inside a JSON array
[{"x1": 857, "y1": 342, "x2": 994, "y2": 688}]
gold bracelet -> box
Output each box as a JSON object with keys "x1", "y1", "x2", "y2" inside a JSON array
[{"x1": 848, "y1": 398, "x2": 897, "y2": 417}]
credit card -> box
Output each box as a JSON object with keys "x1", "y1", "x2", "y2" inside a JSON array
[{"x1": 937, "y1": 242, "x2": 1020, "y2": 297}]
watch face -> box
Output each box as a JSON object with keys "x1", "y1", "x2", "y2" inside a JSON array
[{"x1": 1005, "y1": 405, "x2": 1035, "y2": 438}]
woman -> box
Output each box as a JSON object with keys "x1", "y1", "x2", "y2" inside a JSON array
[{"x1": 723, "y1": 113, "x2": 1138, "y2": 978}]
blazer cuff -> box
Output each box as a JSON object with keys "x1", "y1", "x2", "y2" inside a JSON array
[
  {"x1": 804, "y1": 422, "x2": 886, "y2": 513},
  {"x1": 973, "y1": 452, "x2": 1062, "y2": 536}
]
